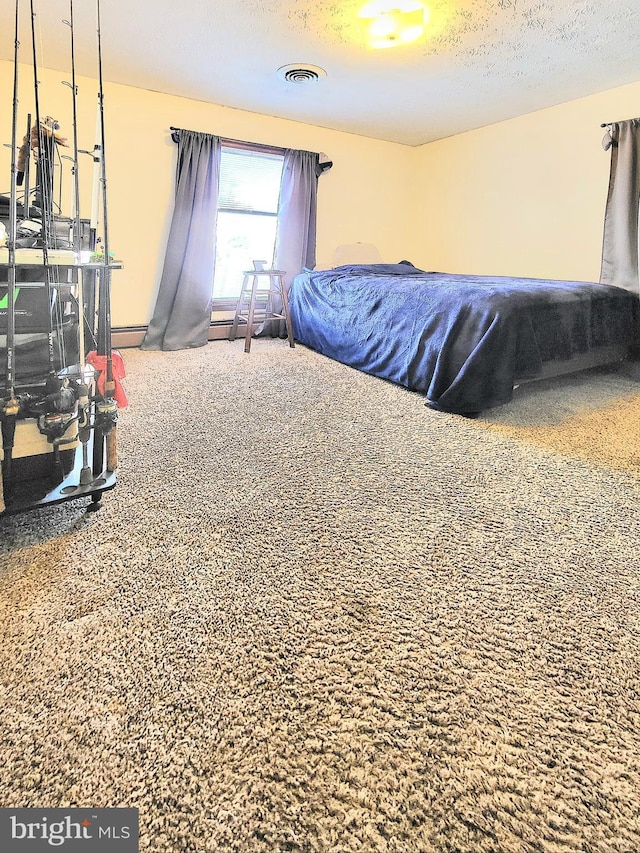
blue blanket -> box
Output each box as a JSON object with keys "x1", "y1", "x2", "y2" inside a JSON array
[{"x1": 288, "y1": 263, "x2": 637, "y2": 414}]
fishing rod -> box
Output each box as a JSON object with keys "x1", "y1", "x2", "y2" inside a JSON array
[
  {"x1": 93, "y1": 0, "x2": 118, "y2": 475},
  {"x1": 22, "y1": 113, "x2": 31, "y2": 218},
  {"x1": 16, "y1": 112, "x2": 32, "y2": 219},
  {"x1": 77, "y1": 108, "x2": 101, "y2": 355},
  {"x1": 63, "y1": 0, "x2": 92, "y2": 487},
  {"x1": 1, "y1": 0, "x2": 21, "y2": 512},
  {"x1": 28, "y1": 0, "x2": 79, "y2": 484},
  {"x1": 62, "y1": 2, "x2": 82, "y2": 258},
  {"x1": 78, "y1": 107, "x2": 102, "y2": 259},
  {"x1": 29, "y1": 0, "x2": 57, "y2": 383},
  {"x1": 79, "y1": 111, "x2": 103, "y2": 483}
]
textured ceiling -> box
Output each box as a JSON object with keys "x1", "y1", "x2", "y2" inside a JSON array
[{"x1": 1, "y1": 0, "x2": 639, "y2": 146}]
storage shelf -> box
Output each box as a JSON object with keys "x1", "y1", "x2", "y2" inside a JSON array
[
  {"x1": 0, "y1": 248, "x2": 123, "y2": 269},
  {"x1": 2, "y1": 433, "x2": 116, "y2": 517}
]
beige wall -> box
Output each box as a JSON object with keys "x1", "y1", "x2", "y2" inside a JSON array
[
  {"x1": 409, "y1": 81, "x2": 640, "y2": 282},
  {"x1": 0, "y1": 60, "x2": 415, "y2": 327},
  {"x1": 2, "y1": 58, "x2": 639, "y2": 326}
]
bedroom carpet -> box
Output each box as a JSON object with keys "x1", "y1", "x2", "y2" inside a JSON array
[
  {"x1": 1, "y1": 341, "x2": 639, "y2": 853},
  {"x1": 476, "y1": 366, "x2": 640, "y2": 473}
]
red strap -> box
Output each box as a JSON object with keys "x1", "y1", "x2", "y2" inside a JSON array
[{"x1": 86, "y1": 350, "x2": 128, "y2": 408}]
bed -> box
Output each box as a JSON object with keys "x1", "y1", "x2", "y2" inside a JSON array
[{"x1": 288, "y1": 262, "x2": 638, "y2": 415}]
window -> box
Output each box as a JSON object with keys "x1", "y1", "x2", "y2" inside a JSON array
[{"x1": 212, "y1": 146, "x2": 284, "y2": 306}]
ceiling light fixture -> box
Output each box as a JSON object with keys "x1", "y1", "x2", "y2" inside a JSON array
[{"x1": 358, "y1": 0, "x2": 428, "y2": 49}]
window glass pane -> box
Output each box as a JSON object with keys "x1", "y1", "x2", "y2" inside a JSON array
[
  {"x1": 218, "y1": 148, "x2": 283, "y2": 214},
  {"x1": 213, "y1": 211, "x2": 278, "y2": 299}
]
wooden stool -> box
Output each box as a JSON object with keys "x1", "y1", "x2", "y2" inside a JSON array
[{"x1": 229, "y1": 266, "x2": 295, "y2": 353}]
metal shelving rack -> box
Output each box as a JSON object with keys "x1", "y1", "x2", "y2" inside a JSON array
[
  {"x1": 1, "y1": 0, "x2": 121, "y2": 517},
  {"x1": 0, "y1": 255, "x2": 121, "y2": 516}
]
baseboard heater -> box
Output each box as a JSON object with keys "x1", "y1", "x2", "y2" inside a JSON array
[{"x1": 112, "y1": 322, "x2": 240, "y2": 349}]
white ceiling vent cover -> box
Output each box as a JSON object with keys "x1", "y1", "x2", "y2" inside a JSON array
[{"x1": 277, "y1": 64, "x2": 327, "y2": 84}]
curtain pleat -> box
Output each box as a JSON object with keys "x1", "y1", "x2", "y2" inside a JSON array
[
  {"x1": 600, "y1": 119, "x2": 640, "y2": 296},
  {"x1": 261, "y1": 149, "x2": 319, "y2": 338},
  {"x1": 141, "y1": 131, "x2": 221, "y2": 350}
]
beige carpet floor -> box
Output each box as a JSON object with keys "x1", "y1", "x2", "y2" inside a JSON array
[
  {"x1": 475, "y1": 366, "x2": 640, "y2": 473},
  {"x1": 1, "y1": 342, "x2": 639, "y2": 853}
]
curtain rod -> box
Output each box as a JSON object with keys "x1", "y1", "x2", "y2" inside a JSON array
[
  {"x1": 601, "y1": 117, "x2": 640, "y2": 127},
  {"x1": 169, "y1": 126, "x2": 287, "y2": 154},
  {"x1": 168, "y1": 127, "x2": 333, "y2": 171}
]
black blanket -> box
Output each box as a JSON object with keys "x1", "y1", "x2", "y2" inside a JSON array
[{"x1": 288, "y1": 263, "x2": 637, "y2": 414}]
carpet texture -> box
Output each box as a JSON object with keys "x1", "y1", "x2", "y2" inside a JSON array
[
  {"x1": 1, "y1": 341, "x2": 639, "y2": 853},
  {"x1": 476, "y1": 367, "x2": 640, "y2": 474}
]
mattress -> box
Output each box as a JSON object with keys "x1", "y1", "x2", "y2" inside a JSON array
[{"x1": 288, "y1": 262, "x2": 637, "y2": 414}]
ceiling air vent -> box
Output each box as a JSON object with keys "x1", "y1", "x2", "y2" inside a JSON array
[{"x1": 277, "y1": 64, "x2": 327, "y2": 84}]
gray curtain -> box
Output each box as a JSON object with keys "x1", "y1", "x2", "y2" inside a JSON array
[
  {"x1": 600, "y1": 118, "x2": 640, "y2": 295},
  {"x1": 274, "y1": 149, "x2": 320, "y2": 287},
  {"x1": 141, "y1": 131, "x2": 221, "y2": 350},
  {"x1": 262, "y1": 148, "x2": 320, "y2": 337}
]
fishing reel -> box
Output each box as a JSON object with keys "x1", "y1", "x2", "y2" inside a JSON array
[
  {"x1": 1, "y1": 392, "x2": 21, "y2": 503},
  {"x1": 31, "y1": 373, "x2": 79, "y2": 447},
  {"x1": 37, "y1": 410, "x2": 78, "y2": 448},
  {"x1": 94, "y1": 395, "x2": 117, "y2": 434},
  {"x1": 1, "y1": 392, "x2": 20, "y2": 466},
  {"x1": 1, "y1": 392, "x2": 20, "y2": 421},
  {"x1": 75, "y1": 382, "x2": 92, "y2": 440},
  {"x1": 25, "y1": 374, "x2": 81, "y2": 486},
  {"x1": 93, "y1": 391, "x2": 118, "y2": 474}
]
